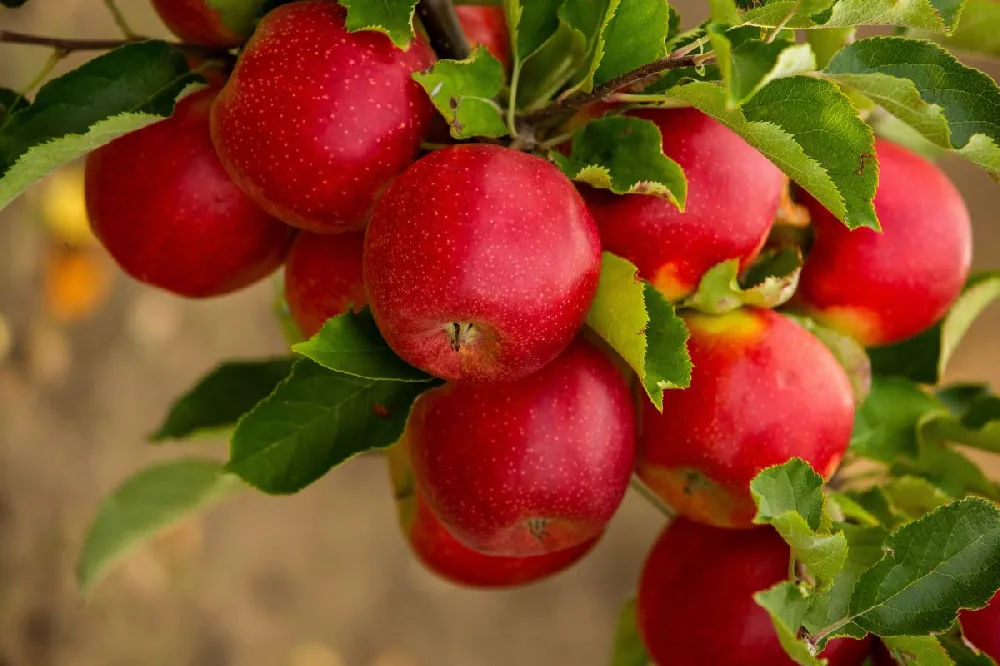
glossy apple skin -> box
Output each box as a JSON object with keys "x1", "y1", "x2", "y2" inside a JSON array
[
  {"x1": 85, "y1": 88, "x2": 293, "y2": 298},
  {"x1": 637, "y1": 309, "x2": 854, "y2": 528},
  {"x1": 283, "y1": 231, "x2": 367, "y2": 338},
  {"x1": 455, "y1": 6, "x2": 510, "y2": 69},
  {"x1": 211, "y1": 1, "x2": 436, "y2": 233},
  {"x1": 795, "y1": 139, "x2": 972, "y2": 346},
  {"x1": 961, "y1": 591, "x2": 1000, "y2": 660},
  {"x1": 408, "y1": 338, "x2": 635, "y2": 556},
  {"x1": 386, "y1": 442, "x2": 597, "y2": 588},
  {"x1": 638, "y1": 519, "x2": 872, "y2": 666},
  {"x1": 364, "y1": 144, "x2": 601, "y2": 382},
  {"x1": 585, "y1": 108, "x2": 785, "y2": 301},
  {"x1": 152, "y1": 0, "x2": 244, "y2": 48}
]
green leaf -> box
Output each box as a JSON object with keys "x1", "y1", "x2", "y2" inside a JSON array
[
  {"x1": 339, "y1": 0, "x2": 417, "y2": 48},
  {"x1": 609, "y1": 598, "x2": 650, "y2": 666},
  {"x1": 755, "y1": 582, "x2": 824, "y2": 666},
  {"x1": 851, "y1": 377, "x2": 944, "y2": 463},
  {"x1": 227, "y1": 359, "x2": 433, "y2": 494},
  {"x1": 883, "y1": 476, "x2": 953, "y2": 520},
  {"x1": 592, "y1": 0, "x2": 671, "y2": 87},
  {"x1": 292, "y1": 310, "x2": 432, "y2": 382},
  {"x1": 0, "y1": 41, "x2": 200, "y2": 212},
  {"x1": 881, "y1": 636, "x2": 955, "y2": 666},
  {"x1": 0, "y1": 88, "x2": 28, "y2": 126},
  {"x1": 869, "y1": 274, "x2": 1000, "y2": 384},
  {"x1": 822, "y1": 37, "x2": 1000, "y2": 177},
  {"x1": 737, "y1": 0, "x2": 965, "y2": 33},
  {"x1": 751, "y1": 459, "x2": 848, "y2": 589},
  {"x1": 684, "y1": 251, "x2": 801, "y2": 315},
  {"x1": 940, "y1": 630, "x2": 999, "y2": 666},
  {"x1": 827, "y1": 492, "x2": 882, "y2": 527},
  {"x1": 584, "y1": 253, "x2": 692, "y2": 410},
  {"x1": 516, "y1": 8, "x2": 591, "y2": 109},
  {"x1": 709, "y1": 26, "x2": 818, "y2": 108},
  {"x1": 151, "y1": 358, "x2": 295, "y2": 442},
  {"x1": 832, "y1": 498, "x2": 1000, "y2": 638},
  {"x1": 551, "y1": 116, "x2": 687, "y2": 206},
  {"x1": 413, "y1": 48, "x2": 508, "y2": 139},
  {"x1": 912, "y1": 0, "x2": 1000, "y2": 59},
  {"x1": 206, "y1": 0, "x2": 266, "y2": 36},
  {"x1": 808, "y1": 27, "x2": 857, "y2": 70},
  {"x1": 667, "y1": 79, "x2": 879, "y2": 231},
  {"x1": 509, "y1": 0, "x2": 562, "y2": 59},
  {"x1": 77, "y1": 459, "x2": 242, "y2": 593},
  {"x1": 911, "y1": 417, "x2": 1000, "y2": 501}
]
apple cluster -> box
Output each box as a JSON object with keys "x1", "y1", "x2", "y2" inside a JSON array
[{"x1": 82, "y1": 1, "x2": 982, "y2": 664}]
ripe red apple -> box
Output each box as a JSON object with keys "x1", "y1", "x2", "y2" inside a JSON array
[
  {"x1": 85, "y1": 88, "x2": 293, "y2": 298},
  {"x1": 364, "y1": 144, "x2": 601, "y2": 382},
  {"x1": 283, "y1": 231, "x2": 367, "y2": 339},
  {"x1": 152, "y1": 0, "x2": 246, "y2": 47},
  {"x1": 386, "y1": 441, "x2": 597, "y2": 588},
  {"x1": 637, "y1": 309, "x2": 854, "y2": 528},
  {"x1": 584, "y1": 107, "x2": 785, "y2": 301},
  {"x1": 871, "y1": 642, "x2": 898, "y2": 665},
  {"x1": 638, "y1": 519, "x2": 872, "y2": 666},
  {"x1": 211, "y1": 0, "x2": 436, "y2": 233},
  {"x1": 407, "y1": 338, "x2": 635, "y2": 556},
  {"x1": 795, "y1": 139, "x2": 972, "y2": 346},
  {"x1": 455, "y1": 6, "x2": 510, "y2": 69},
  {"x1": 961, "y1": 591, "x2": 1000, "y2": 660}
]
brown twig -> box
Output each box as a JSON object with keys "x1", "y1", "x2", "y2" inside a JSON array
[
  {"x1": 0, "y1": 30, "x2": 229, "y2": 60},
  {"x1": 415, "y1": 0, "x2": 471, "y2": 60},
  {"x1": 518, "y1": 52, "x2": 715, "y2": 127}
]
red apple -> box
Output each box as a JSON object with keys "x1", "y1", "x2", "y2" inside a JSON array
[
  {"x1": 386, "y1": 440, "x2": 597, "y2": 588},
  {"x1": 638, "y1": 519, "x2": 872, "y2": 666},
  {"x1": 584, "y1": 107, "x2": 785, "y2": 301},
  {"x1": 85, "y1": 88, "x2": 293, "y2": 298},
  {"x1": 364, "y1": 144, "x2": 601, "y2": 382},
  {"x1": 871, "y1": 642, "x2": 898, "y2": 665},
  {"x1": 152, "y1": 0, "x2": 246, "y2": 48},
  {"x1": 456, "y1": 6, "x2": 510, "y2": 69},
  {"x1": 210, "y1": 0, "x2": 436, "y2": 233},
  {"x1": 283, "y1": 230, "x2": 367, "y2": 339},
  {"x1": 637, "y1": 309, "x2": 854, "y2": 528},
  {"x1": 961, "y1": 591, "x2": 1000, "y2": 660},
  {"x1": 795, "y1": 139, "x2": 972, "y2": 346},
  {"x1": 407, "y1": 338, "x2": 635, "y2": 556}
]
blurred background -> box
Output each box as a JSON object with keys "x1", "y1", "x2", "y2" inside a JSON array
[{"x1": 1, "y1": 2, "x2": 999, "y2": 665}]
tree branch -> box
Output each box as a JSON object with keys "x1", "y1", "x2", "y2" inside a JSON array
[
  {"x1": 518, "y1": 52, "x2": 715, "y2": 127},
  {"x1": 0, "y1": 30, "x2": 229, "y2": 60},
  {"x1": 416, "y1": 0, "x2": 471, "y2": 60}
]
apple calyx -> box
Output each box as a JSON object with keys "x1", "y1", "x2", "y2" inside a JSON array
[{"x1": 446, "y1": 322, "x2": 478, "y2": 353}]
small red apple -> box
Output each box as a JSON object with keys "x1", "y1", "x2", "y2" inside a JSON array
[
  {"x1": 795, "y1": 139, "x2": 972, "y2": 346},
  {"x1": 407, "y1": 338, "x2": 635, "y2": 556},
  {"x1": 152, "y1": 0, "x2": 246, "y2": 47},
  {"x1": 871, "y1": 642, "x2": 897, "y2": 665},
  {"x1": 283, "y1": 230, "x2": 367, "y2": 339},
  {"x1": 960, "y1": 591, "x2": 1000, "y2": 660},
  {"x1": 638, "y1": 519, "x2": 872, "y2": 666},
  {"x1": 584, "y1": 107, "x2": 785, "y2": 301},
  {"x1": 637, "y1": 309, "x2": 854, "y2": 528},
  {"x1": 85, "y1": 88, "x2": 293, "y2": 298},
  {"x1": 455, "y1": 6, "x2": 510, "y2": 69},
  {"x1": 386, "y1": 441, "x2": 597, "y2": 588},
  {"x1": 364, "y1": 144, "x2": 601, "y2": 382},
  {"x1": 210, "y1": 0, "x2": 436, "y2": 233}
]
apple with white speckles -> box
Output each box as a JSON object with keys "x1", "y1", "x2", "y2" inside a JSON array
[
  {"x1": 406, "y1": 338, "x2": 636, "y2": 556},
  {"x1": 637, "y1": 309, "x2": 854, "y2": 528},
  {"x1": 584, "y1": 107, "x2": 785, "y2": 301},
  {"x1": 456, "y1": 5, "x2": 511, "y2": 70},
  {"x1": 364, "y1": 143, "x2": 602, "y2": 382},
  {"x1": 284, "y1": 230, "x2": 367, "y2": 339},
  {"x1": 85, "y1": 88, "x2": 294, "y2": 298},
  {"x1": 386, "y1": 438, "x2": 598, "y2": 587},
  {"x1": 210, "y1": 0, "x2": 436, "y2": 233}
]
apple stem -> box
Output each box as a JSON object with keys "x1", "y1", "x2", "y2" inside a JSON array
[
  {"x1": 630, "y1": 476, "x2": 676, "y2": 519},
  {"x1": 415, "y1": 0, "x2": 471, "y2": 60},
  {"x1": 0, "y1": 30, "x2": 231, "y2": 61},
  {"x1": 517, "y1": 52, "x2": 715, "y2": 128}
]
